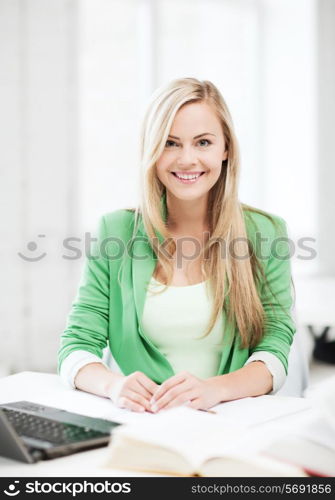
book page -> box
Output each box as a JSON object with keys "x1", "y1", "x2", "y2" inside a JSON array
[
  {"x1": 210, "y1": 395, "x2": 311, "y2": 427},
  {"x1": 263, "y1": 436, "x2": 335, "y2": 477},
  {"x1": 243, "y1": 407, "x2": 335, "y2": 477},
  {"x1": 280, "y1": 412, "x2": 335, "y2": 452},
  {"x1": 107, "y1": 406, "x2": 244, "y2": 470},
  {"x1": 101, "y1": 404, "x2": 159, "y2": 424},
  {"x1": 201, "y1": 453, "x2": 307, "y2": 477}
]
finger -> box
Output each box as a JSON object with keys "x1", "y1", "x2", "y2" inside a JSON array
[
  {"x1": 137, "y1": 373, "x2": 159, "y2": 395},
  {"x1": 129, "y1": 382, "x2": 156, "y2": 413},
  {"x1": 153, "y1": 378, "x2": 193, "y2": 406},
  {"x1": 159, "y1": 395, "x2": 193, "y2": 412},
  {"x1": 123, "y1": 390, "x2": 152, "y2": 412},
  {"x1": 151, "y1": 372, "x2": 189, "y2": 402},
  {"x1": 153, "y1": 381, "x2": 193, "y2": 408},
  {"x1": 152, "y1": 388, "x2": 196, "y2": 413},
  {"x1": 158, "y1": 391, "x2": 196, "y2": 412},
  {"x1": 117, "y1": 396, "x2": 146, "y2": 413},
  {"x1": 185, "y1": 398, "x2": 201, "y2": 410},
  {"x1": 131, "y1": 379, "x2": 153, "y2": 401},
  {"x1": 134, "y1": 378, "x2": 157, "y2": 400}
]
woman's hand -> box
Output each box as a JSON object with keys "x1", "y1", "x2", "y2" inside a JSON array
[
  {"x1": 107, "y1": 371, "x2": 159, "y2": 413},
  {"x1": 150, "y1": 371, "x2": 221, "y2": 412}
]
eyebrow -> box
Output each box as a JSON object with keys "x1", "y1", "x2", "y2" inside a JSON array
[{"x1": 168, "y1": 133, "x2": 216, "y2": 140}]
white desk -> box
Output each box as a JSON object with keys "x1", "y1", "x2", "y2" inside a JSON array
[{"x1": 0, "y1": 372, "x2": 314, "y2": 477}]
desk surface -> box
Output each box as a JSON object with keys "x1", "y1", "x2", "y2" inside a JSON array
[{"x1": 0, "y1": 372, "x2": 314, "y2": 477}]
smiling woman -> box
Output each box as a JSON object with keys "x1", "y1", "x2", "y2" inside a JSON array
[
  {"x1": 58, "y1": 78, "x2": 296, "y2": 414},
  {"x1": 156, "y1": 103, "x2": 227, "y2": 199}
]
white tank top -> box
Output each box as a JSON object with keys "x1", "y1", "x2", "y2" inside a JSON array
[{"x1": 141, "y1": 276, "x2": 225, "y2": 379}]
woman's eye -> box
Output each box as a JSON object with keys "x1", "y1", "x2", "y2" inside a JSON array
[
  {"x1": 165, "y1": 139, "x2": 211, "y2": 148},
  {"x1": 165, "y1": 140, "x2": 178, "y2": 148},
  {"x1": 198, "y1": 139, "x2": 211, "y2": 147}
]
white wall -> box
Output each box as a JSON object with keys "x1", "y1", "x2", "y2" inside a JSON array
[
  {"x1": 317, "y1": 0, "x2": 335, "y2": 277},
  {"x1": 260, "y1": 0, "x2": 318, "y2": 277},
  {"x1": 0, "y1": 0, "x2": 80, "y2": 373},
  {"x1": 78, "y1": 0, "x2": 143, "y2": 232}
]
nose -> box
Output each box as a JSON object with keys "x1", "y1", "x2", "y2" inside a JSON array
[{"x1": 176, "y1": 144, "x2": 197, "y2": 167}]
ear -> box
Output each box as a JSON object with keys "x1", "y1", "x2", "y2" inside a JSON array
[{"x1": 222, "y1": 150, "x2": 228, "y2": 161}]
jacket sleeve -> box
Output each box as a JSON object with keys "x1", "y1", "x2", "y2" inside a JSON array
[
  {"x1": 57, "y1": 215, "x2": 110, "y2": 374},
  {"x1": 249, "y1": 216, "x2": 296, "y2": 375}
]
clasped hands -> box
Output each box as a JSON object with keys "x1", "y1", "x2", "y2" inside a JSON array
[{"x1": 109, "y1": 370, "x2": 221, "y2": 413}]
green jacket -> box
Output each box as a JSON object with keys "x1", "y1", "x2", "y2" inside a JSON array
[{"x1": 57, "y1": 195, "x2": 295, "y2": 384}]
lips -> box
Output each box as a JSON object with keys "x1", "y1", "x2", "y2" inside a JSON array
[
  {"x1": 171, "y1": 172, "x2": 205, "y2": 178},
  {"x1": 171, "y1": 171, "x2": 205, "y2": 184},
  {"x1": 172, "y1": 171, "x2": 205, "y2": 176}
]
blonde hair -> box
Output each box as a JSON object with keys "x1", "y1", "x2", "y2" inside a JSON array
[{"x1": 130, "y1": 77, "x2": 269, "y2": 349}]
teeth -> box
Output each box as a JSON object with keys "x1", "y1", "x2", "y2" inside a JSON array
[{"x1": 175, "y1": 173, "x2": 202, "y2": 180}]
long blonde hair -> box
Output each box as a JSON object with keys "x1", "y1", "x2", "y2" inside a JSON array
[{"x1": 130, "y1": 77, "x2": 269, "y2": 349}]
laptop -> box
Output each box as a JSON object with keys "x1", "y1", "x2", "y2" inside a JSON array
[{"x1": 0, "y1": 401, "x2": 121, "y2": 463}]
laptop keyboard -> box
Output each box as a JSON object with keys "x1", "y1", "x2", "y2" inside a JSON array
[{"x1": 2, "y1": 408, "x2": 109, "y2": 446}]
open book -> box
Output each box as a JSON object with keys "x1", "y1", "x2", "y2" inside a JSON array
[
  {"x1": 264, "y1": 376, "x2": 335, "y2": 477},
  {"x1": 103, "y1": 407, "x2": 306, "y2": 477}
]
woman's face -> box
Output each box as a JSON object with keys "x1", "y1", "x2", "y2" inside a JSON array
[{"x1": 156, "y1": 101, "x2": 228, "y2": 202}]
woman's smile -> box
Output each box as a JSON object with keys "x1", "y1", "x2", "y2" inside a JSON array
[{"x1": 171, "y1": 171, "x2": 206, "y2": 184}]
